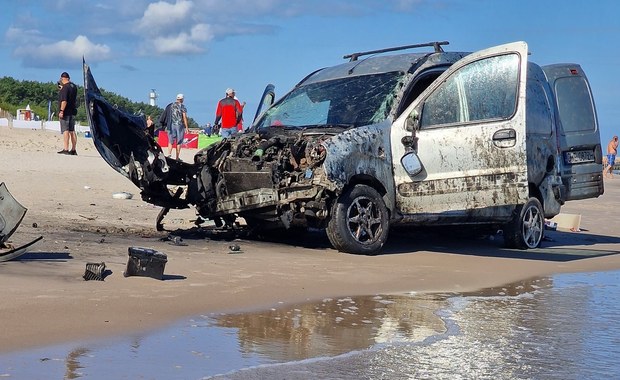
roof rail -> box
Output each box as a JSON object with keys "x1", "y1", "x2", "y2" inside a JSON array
[{"x1": 343, "y1": 41, "x2": 449, "y2": 62}]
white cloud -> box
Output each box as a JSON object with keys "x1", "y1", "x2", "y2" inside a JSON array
[
  {"x1": 189, "y1": 23, "x2": 214, "y2": 42},
  {"x1": 4, "y1": 0, "x2": 433, "y2": 63},
  {"x1": 13, "y1": 35, "x2": 112, "y2": 68},
  {"x1": 145, "y1": 23, "x2": 213, "y2": 55},
  {"x1": 132, "y1": 0, "x2": 217, "y2": 56},
  {"x1": 136, "y1": 0, "x2": 194, "y2": 35},
  {"x1": 5, "y1": 26, "x2": 45, "y2": 44}
]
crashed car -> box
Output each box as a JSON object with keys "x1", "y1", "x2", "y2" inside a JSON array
[{"x1": 84, "y1": 41, "x2": 603, "y2": 255}]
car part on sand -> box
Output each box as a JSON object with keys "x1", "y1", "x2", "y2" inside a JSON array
[{"x1": 0, "y1": 182, "x2": 43, "y2": 262}]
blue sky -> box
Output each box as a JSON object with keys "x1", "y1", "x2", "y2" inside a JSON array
[{"x1": 1, "y1": 0, "x2": 619, "y2": 142}]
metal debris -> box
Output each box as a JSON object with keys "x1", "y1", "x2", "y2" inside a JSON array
[
  {"x1": 228, "y1": 244, "x2": 242, "y2": 253},
  {"x1": 0, "y1": 182, "x2": 43, "y2": 262},
  {"x1": 83, "y1": 262, "x2": 106, "y2": 281}
]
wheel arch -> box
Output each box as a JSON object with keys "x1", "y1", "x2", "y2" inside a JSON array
[
  {"x1": 528, "y1": 182, "x2": 544, "y2": 207},
  {"x1": 344, "y1": 174, "x2": 393, "y2": 219}
]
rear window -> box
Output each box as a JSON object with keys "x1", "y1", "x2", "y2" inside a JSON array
[{"x1": 554, "y1": 76, "x2": 596, "y2": 133}]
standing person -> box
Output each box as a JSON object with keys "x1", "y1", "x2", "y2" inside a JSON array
[
  {"x1": 167, "y1": 94, "x2": 189, "y2": 160},
  {"x1": 146, "y1": 115, "x2": 155, "y2": 137},
  {"x1": 57, "y1": 71, "x2": 78, "y2": 155},
  {"x1": 214, "y1": 88, "x2": 243, "y2": 139},
  {"x1": 203, "y1": 122, "x2": 212, "y2": 137},
  {"x1": 604, "y1": 135, "x2": 619, "y2": 179}
]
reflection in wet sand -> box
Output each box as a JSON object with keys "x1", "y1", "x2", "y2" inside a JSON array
[
  {"x1": 213, "y1": 293, "x2": 449, "y2": 361},
  {"x1": 1, "y1": 272, "x2": 618, "y2": 379},
  {"x1": 212, "y1": 274, "x2": 619, "y2": 379},
  {"x1": 64, "y1": 347, "x2": 90, "y2": 379}
]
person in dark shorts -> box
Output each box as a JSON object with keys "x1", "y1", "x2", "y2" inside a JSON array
[{"x1": 57, "y1": 71, "x2": 78, "y2": 155}]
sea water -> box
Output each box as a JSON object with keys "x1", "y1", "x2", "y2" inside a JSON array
[{"x1": 1, "y1": 270, "x2": 619, "y2": 380}]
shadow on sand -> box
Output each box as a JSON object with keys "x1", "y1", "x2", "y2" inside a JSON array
[
  {"x1": 11, "y1": 251, "x2": 73, "y2": 261},
  {"x1": 164, "y1": 224, "x2": 620, "y2": 263}
]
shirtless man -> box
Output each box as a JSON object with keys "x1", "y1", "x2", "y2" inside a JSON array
[{"x1": 604, "y1": 135, "x2": 619, "y2": 179}]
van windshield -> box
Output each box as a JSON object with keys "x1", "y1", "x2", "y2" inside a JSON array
[{"x1": 254, "y1": 72, "x2": 404, "y2": 130}]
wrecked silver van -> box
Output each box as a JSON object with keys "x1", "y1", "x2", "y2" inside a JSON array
[{"x1": 84, "y1": 41, "x2": 603, "y2": 255}]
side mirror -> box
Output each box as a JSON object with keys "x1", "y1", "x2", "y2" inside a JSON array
[
  {"x1": 405, "y1": 109, "x2": 420, "y2": 132},
  {"x1": 401, "y1": 152, "x2": 423, "y2": 176}
]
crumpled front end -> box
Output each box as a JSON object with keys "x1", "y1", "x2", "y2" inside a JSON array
[{"x1": 190, "y1": 128, "x2": 338, "y2": 229}]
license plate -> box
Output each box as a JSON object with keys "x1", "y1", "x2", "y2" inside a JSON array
[{"x1": 564, "y1": 150, "x2": 594, "y2": 164}]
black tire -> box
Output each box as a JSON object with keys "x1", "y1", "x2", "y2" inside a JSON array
[
  {"x1": 503, "y1": 197, "x2": 544, "y2": 249},
  {"x1": 326, "y1": 184, "x2": 389, "y2": 255}
]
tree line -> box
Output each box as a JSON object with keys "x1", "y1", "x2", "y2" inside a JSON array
[{"x1": 0, "y1": 76, "x2": 199, "y2": 128}]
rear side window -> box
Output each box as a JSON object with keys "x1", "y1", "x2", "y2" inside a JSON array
[
  {"x1": 554, "y1": 76, "x2": 596, "y2": 133},
  {"x1": 421, "y1": 54, "x2": 519, "y2": 128},
  {"x1": 526, "y1": 79, "x2": 553, "y2": 135}
]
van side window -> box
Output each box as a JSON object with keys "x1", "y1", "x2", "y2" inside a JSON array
[
  {"x1": 526, "y1": 79, "x2": 553, "y2": 135},
  {"x1": 420, "y1": 54, "x2": 519, "y2": 128},
  {"x1": 554, "y1": 76, "x2": 596, "y2": 133}
]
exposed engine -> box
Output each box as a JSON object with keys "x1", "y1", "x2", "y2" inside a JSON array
[{"x1": 187, "y1": 128, "x2": 334, "y2": 230}]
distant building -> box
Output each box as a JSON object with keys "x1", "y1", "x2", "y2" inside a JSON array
[{"x1": 16, "y1": 104, "x2": 38, "y2": 121}]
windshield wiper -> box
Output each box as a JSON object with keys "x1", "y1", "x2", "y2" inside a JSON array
[{"x1": 296, "y1": 124, "x2": 354, "y2": 130}]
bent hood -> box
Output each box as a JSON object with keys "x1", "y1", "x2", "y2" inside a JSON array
[{"x1": 83, "y1": 61, "x2": 194, "y2": 208}]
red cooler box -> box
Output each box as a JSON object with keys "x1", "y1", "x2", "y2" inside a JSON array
[{"x1": 157, "y1": 131, "x2": 198, "y2": 149}]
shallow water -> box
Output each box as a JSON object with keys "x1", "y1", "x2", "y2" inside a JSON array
[{"x1": 1, "y1": 270, "x2": 618, "y2": 379}]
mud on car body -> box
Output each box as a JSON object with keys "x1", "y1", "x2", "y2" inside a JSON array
[{"x1": 84, "y1": 41, "x2": 603, "y2": 255}]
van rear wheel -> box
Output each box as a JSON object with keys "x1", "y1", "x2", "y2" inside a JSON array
[
  {"x1": 326, "y1": 184, "x2": 389, "y2": 255},
  {"x1": 503, "y1": 197, "x2": 544, "y2": 249}
]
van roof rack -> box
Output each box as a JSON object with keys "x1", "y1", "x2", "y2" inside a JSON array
[{"x1": 343, "y1": 41, "x2": 449, "y2": 62}]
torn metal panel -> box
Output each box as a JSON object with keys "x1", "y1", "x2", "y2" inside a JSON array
[
  {"x1": 0, "y1": 182, "x2": 43, "y2": 261},
  {"x1": 539, "y1": 174, "x2": 564, "y2": 217},
  {"x1": 214, "y1": 188, "x2": 278, "y2": 215},
  {"x1": 0, "y1": 236, "x2": 43, "y2": 262},
  {"x1": 0, "y1": 182, "x2": 27, "y2": 244}
]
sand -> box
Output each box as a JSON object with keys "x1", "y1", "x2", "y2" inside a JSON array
[{"x1": 1, "y1": 126, "x2": 619, "y2": 354}]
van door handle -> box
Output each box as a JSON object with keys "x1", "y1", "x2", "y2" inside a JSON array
[{"x1": 492, "y1": 128, "x2": 516, "y2": 148}]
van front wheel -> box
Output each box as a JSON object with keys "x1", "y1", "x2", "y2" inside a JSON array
[
  {"x1": 326, "y1": 184, "x2": 389, "y2": 255},
  {"x1": 503, "y1": 198, "x2": 544, "y2": 249}
]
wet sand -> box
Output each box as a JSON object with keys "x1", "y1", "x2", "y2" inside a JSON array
[{"x1": 1, "y1": 126, "x2": 619, "y2": 354}]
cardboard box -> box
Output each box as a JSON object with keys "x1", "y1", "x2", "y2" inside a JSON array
[{"x1": 547, "y1": 213, "x2": 581, "y2": 232}]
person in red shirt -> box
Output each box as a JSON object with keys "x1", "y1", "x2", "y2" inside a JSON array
[{"x1": 214, "y1": 88, "x2": 243, "y2": 139}]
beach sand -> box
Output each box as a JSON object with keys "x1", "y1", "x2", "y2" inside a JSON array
[{"x1": 1, "y1": 126, "x2": 619, "y2": 354}]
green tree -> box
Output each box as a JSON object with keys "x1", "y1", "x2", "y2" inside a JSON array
[{"x1": 0, "y1": 76, "x2": 199, "y2": 127}]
